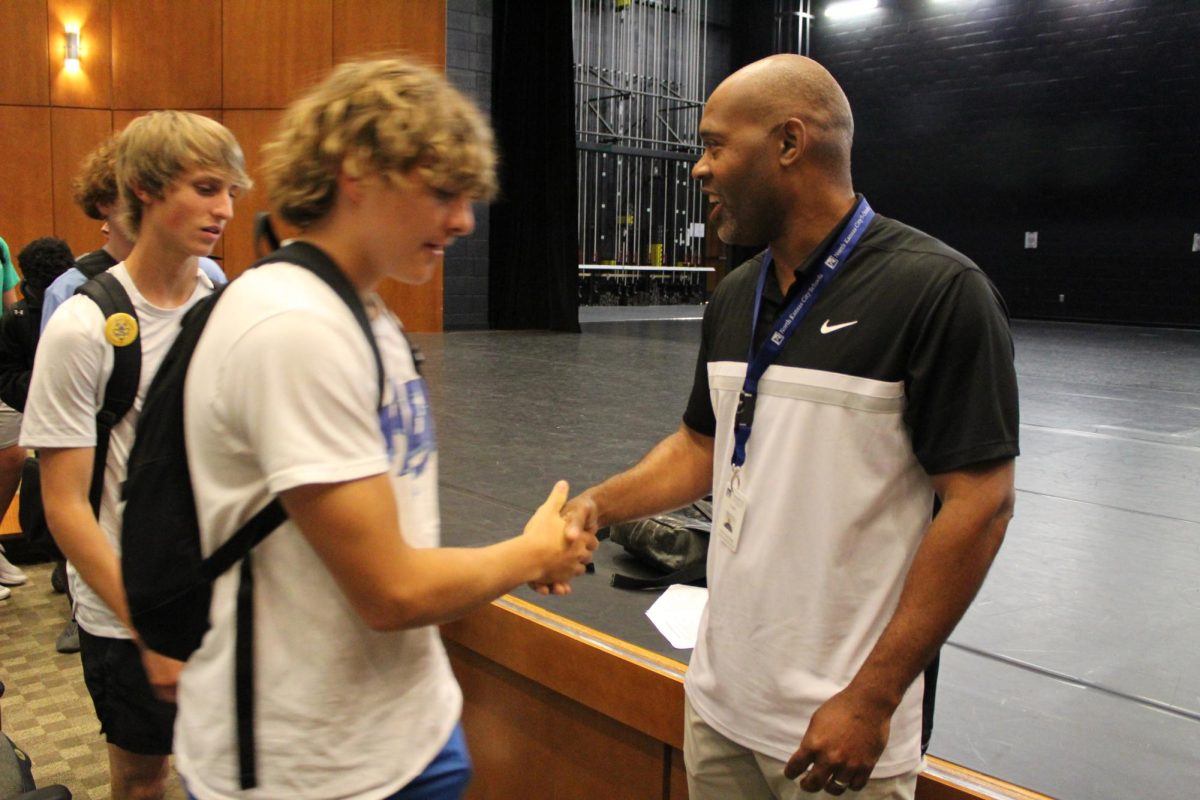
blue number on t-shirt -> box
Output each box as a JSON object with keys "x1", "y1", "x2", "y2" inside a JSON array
[{"x1": 378, "y1": 376, "x2": 436, "y2": 477}]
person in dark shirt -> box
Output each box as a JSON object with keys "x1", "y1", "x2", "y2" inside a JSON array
[
  {"x1": 0, "y1": 237, "x2": 75, "y2": 598},
  {"x1": 561, "y1": 54, "x2": 1018, "y2": 800},
  {"x1": 0, "y1": 237, "x2": 76, "y2": 411}
]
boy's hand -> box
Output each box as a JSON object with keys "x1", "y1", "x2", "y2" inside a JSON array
[
  {"x1": 524, "y1": 481, "x2": 597, "y2": 593},
  {"x1": 139, "y1": 646, "x2": 185, "y2": 703},
  {"x1": 530, "y1": 492, "x2": 600, "y2": 595}
]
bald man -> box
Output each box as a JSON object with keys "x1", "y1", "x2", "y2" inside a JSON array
[{"x1": 561, "y1": 55, "x2": 1019, "y2": 799}]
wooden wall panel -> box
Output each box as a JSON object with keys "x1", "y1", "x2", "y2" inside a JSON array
[
  {"x1": 443, "y1": 599, "x2": 686, "y2": 748},
  {"x1": 377, "y1": 272, "x2": 443, "y2": 332},
  {"x1": 48, "y1": 0, "x2": 112, "y2": 109},
  {"x1": 0, "y1": 0, "x2": 449, "y2": 326},
  {"x1": 919, "y1": 758, "x2": 1053, "y2": 800},
  {"x1": 333, "y1": 0, "x2": 446, "y2": 68},
  {"x1": 223, "y1": 0, "x2": 333, "y2": 109},
  {"x1": 0, "y1": 107, "x2": 54, "y2": 256},
  {"x1": 668, "y1": 748, "x2": 688, "y2": 799},
  {"x1": 0, "y1": 0, "x2": 51, "y2": 105},
  {"x1": 449, "y1": 643, "x2": 669, "y2": 800},
  {"x1": 221, "y1": 109, "x2": 287, "y2": 278},
  {"x1": 111, "y1": 0, "x2": 221, "y2": 110},
  {"x1": 50, "y1": 108, "x2": 112, "y2": 255},
  {"x1": 444, "y1": 601, "x2": 1047, "y2": 800}
]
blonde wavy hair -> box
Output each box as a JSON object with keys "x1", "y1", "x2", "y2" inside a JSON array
[
  {"x1": 261, "y1": 56, "x2": 498, "y2": 229},
  {"x1": 116, "y1": 110, "x2": 251, "y2": 237},
  {"x1": 71, "y1": 136, "x2": 119, "y2": 221}
]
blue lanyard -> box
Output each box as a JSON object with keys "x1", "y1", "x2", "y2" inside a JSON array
[{"x1": 731, "y1": 197, "x2": 875, "y2": 469}]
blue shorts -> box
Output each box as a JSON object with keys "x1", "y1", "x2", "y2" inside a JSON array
[
  {"x1": 184, "y1": 722, "x2": 471, "y2": 800},
  {"x1": 383, "y1": 723, "x2": 472, "y2": 800}
]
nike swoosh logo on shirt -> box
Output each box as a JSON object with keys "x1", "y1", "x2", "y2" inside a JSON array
[{"x1": 820, "y1": 319, "x2": 859, "y2": 334}]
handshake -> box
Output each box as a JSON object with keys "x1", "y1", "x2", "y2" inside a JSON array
[{"x1": 520, "y1": 480, "x2": 601, "y2": 596}]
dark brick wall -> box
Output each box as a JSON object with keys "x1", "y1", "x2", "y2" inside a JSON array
[
  {"x1": 444, "y1": 0, "x2": 493, "y2": 329},
  {"x1": 811, "y1": 0, "x2": 1200, "y2": 327}
]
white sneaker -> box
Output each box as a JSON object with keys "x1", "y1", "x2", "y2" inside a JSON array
[
  {"x1": 0, "y1": 548, "x2": 27, "y2": 586},
  {"x1": 0, "y1": 584, "x2": 9, "y2": 600}
]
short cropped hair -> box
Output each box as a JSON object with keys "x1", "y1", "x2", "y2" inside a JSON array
[
  {"x1": 261, "y1": 56, "x2": 498, "y2": 230},
  {"x1": 116, "y1": 111, "x2": 252, "y2": 237},
  {"x1": 17, "y1": 237, "x2": 75, "y2": 296},
  {"x1": 71, "y1": 136, "x2": 119, "y2": 221}
]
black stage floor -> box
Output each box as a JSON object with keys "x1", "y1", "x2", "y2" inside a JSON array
[{"x1": 414, "y1": 311, "x2": 1200, "y2": 800}]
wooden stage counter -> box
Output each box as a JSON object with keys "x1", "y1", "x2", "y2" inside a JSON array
[{"x1": 442, "y1": 597, "x2": 1049, "y2": 800}]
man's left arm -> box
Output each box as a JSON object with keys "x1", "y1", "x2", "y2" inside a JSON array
[{"x1": 785, "y1": 457, "x2": 1015, "y2": 793}]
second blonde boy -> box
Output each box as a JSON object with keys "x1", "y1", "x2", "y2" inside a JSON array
[
  {"x1": 22, "y1": 110, "x2": 250, "y2": 800},
  {"x1": 172, "y1": 57, "x2": 596, "y2": 800}
]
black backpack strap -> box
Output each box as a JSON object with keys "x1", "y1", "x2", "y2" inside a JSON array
[
  {"x1": 76, "y1": 272, "x2": 140, "y2": 516},
  {"x1": 921, "y1": 651, "x2": 940, "y2": 755},
  {"x1": 610, "y1": 560, "x2": 707, "y2": 591},
  {"x1": 75, "y1": 248, "x2": 120, "y2": 280},
  {"x1": 200, "y1": 500, "x2": 287, "y2": 581},
  {"x1": 206, "y1": 500, "x2": 286, "y2": 790},
  {"x1": 252, "y1": 212, "x2": 281, "y2": 255},
  {"x1": 236, "y1": 554, "x2": 257, "y2": 788},
  {"x1": 213, "y1": 241, "x2": 387, "y2": 790},
  {"x1": 254, "y1": 242, "x2": 385, "y2": 408}
]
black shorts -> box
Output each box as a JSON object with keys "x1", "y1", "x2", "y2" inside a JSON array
[{"x1": 78, "y1": 628, "x2": 175, "y2": 756}]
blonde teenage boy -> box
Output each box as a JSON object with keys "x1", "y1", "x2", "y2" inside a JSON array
[
  {"x1": 42, "y1": 136, "x2": 229, "y2": 331},
  {"x1": 22, "y1": 111, "x2": 250, "y2": 800},
  {"x1": 171, "y1": 57, "x2": 596, "y2": 800}
]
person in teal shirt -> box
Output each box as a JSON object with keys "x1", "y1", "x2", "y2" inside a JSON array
[{"x1": 0, "y1": 237, "x2": 20, "y2": 308}]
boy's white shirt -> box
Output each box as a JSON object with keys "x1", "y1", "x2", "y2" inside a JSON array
[
  {"x1": 175, "y1": 264, "x2": 459, "y2": 799},
  {"x1": 20, "y1": 263, "x2": 215, "y2": 638}
]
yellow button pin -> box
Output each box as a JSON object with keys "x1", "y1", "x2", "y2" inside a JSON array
[{"x1": 105, "y1": 313, "x2": 139, "y2": 347}]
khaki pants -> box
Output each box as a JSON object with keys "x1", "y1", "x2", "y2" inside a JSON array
[{"x1": 683, "y1": 697, "x2": 919, "y2": 800}]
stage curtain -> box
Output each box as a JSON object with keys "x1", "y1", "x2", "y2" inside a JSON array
[{"x1": 488, "y1": 0, "x2": 580, "y2": 332}]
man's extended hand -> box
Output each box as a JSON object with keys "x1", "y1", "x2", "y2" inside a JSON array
[
  {"x1": 783, "y1": 686, "x2": 892, "y2": 794},
  {"x1": 530, "y1": 493, "x2": 600, "y2": 596}
]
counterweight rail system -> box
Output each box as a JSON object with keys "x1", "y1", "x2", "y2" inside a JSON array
[{"x1": 573, "y1": 0, "x2": 711, "y2": 305}]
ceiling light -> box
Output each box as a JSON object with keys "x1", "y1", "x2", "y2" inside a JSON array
[{"x1": 825, "y1": 0, "x2": 880, "y2": 20}]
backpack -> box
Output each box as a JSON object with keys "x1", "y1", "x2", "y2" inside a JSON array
[
  {"x1": 120, "y1": 241, "x2": 384, "y2": 790},
  {"x1": 600, "y1": 498, "x2": 712, "y2": 590},
  {"x1": 18, "y1": 272, "x2": 139, "y2": 561},
  {"x1": 74, "y1": 248, "x2": 120, "y2": 280},
  {"x1": 76, "y1": 274, "x2": 142, "y2": 512}
]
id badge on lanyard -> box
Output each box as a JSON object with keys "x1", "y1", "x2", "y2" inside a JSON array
[
  {"x1": 719, "y1": 468, "x2": 749, "y2": 551},
  {"x1": 722, "y1": 197, "x2": 875, "y2": 552}
]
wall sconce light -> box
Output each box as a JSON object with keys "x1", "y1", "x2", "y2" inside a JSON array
[{"x1": 65, "y1": 25, "x2": 81, "y2": 69}]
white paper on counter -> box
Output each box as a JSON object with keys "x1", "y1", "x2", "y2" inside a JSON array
[{"x1": 645, "y1": 584, "x2": 708, "y2": 649}]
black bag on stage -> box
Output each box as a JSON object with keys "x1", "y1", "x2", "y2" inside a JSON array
[{"x1": 601, "y1": 498, "x2": 712, "y2": 590}]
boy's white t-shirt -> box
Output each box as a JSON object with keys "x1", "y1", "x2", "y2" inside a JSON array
[
  {"x1": 20, "y1": 264, "x2": 215, "y2": 638},
  {"x1": 174, "y1": 263, "x2": 460, "y2": 800}
]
